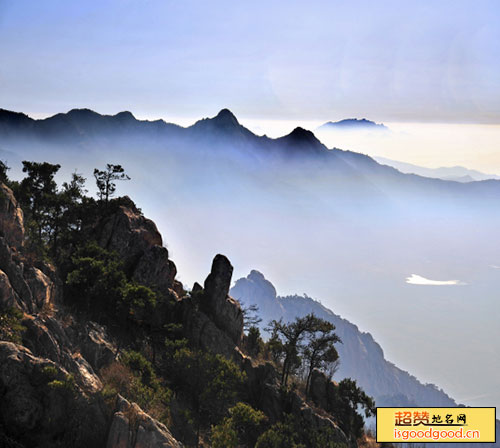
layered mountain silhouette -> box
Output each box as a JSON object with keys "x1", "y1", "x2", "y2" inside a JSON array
[
  {"x1": 375, "y1": 156, "x2": 500, "y2": 182},
  {"x1": 230, "y1": 270, "x2": 457, "y2": 408},
  {"x1": 0, "y1": 107, "x2": 183, "y2": 141},
  {"x1": 1, "y1": 106, "x2": 499, "y2": 202}
]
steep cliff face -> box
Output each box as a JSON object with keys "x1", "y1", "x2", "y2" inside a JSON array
[
  {"x1": 96, "y1": 200, "x2": 183, "y2": 298},
  {"x1": 0, "y1": 183, "x2": 24, "y2": 250},
  {"x1": 0, "y1": 184, "x2": 357, "y2": 447},
  {"x1": 0, "y1": 185, "x2": 182, "y2": 447},
  {"x1": 0, "y1": 341, "x2": 108, "y2": 447},
  {"x1": 0, "y1": 184, "x2": 59, "y2": 314}
]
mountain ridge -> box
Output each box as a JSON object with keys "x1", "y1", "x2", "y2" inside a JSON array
[
  {"x1": 1, "y1": 106, "x2": 500, "y2": 204},
  {"x1": 375, "y1": 156, "x2": 500, "y2": 182},
  {"x1": 230, "y1": 270, "x2": 458, "y2": 407}
]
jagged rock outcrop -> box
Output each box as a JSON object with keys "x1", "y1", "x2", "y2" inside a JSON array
[
  {"x1": 25, "y1": 266, "x2": 55, "y2": 309},
  {"x1": 0, "y1": 184, "x2": 61, "y2": 314},
  {"x1": 0, "y1": 341, "x2": 108, "y2": 447},
  {"x1": 107, "y1": 395, "x2": 182, "y2": 448},
  {"x1": 0, "y1": 183, "x2": 24, "y2": 249},
  {"x1": 180, "y1": 295, "x2": 239, "y2": 360},
  {"x1": 21, "y1": 315, "x2": 105, "y2": 394},
  {"x1": 177, "y1": 255, "x2": 353, "y2": 446},
  {"x1": 202, "y1": 254, "x2": 243, "y2": 344},
  {"x1": 0, "y1": 236, "x2": 32, "y2": 311},
  {"x1": 133, "y1": 244, "x2": 184, "y2": 299},
  {"x1": 80, "y1": 321, "x2": 117, "y2": 372},
  {"x1": 98, "y1": 201, "x2": 162, "y2": 263},
  {"x1": 178, "y1": 254, "x2": 244, "y2": 361},
  {"x1": 98, "y1": 201, "x2": 183, "y2": 298},
  {"x1": 0, "y1": 184, "x2": 78, "y2": 373},
  {"x1": 0, "y1": 238, "x2": 57, "y2": 314},
  {"x1": 0, "y1": 268, "x2": 16, "y2": 308}
]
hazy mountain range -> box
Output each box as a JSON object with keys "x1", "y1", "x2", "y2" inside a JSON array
[
  {"x1": 1, "y1": 107, "x2": 499, "y2": 200},
  {"x1": 375, "y1": 156, "x2": 500, "y2": 182},
  {"x1": 1, "y1": 106, "x2": 499, "y2": 413}
]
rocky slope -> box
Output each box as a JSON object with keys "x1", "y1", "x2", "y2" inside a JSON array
[
  {"x1": 230, "y1": 270, "x2": 457, "y2": 408},
  {"x1": 0, "y1": 183, "x2": 357, "y2": 447},
  {"x1": 231, "y1": 271, "x2": 500, "y2": 447}
]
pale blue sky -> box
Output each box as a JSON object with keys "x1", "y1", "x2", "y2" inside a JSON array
[{"x1": 0, "y1": 0, "x2": 499, "y2": 123}]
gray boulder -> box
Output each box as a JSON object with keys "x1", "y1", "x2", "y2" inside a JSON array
[{"x1": 107, "y1": 395, "x2": 182, "y2": 448}]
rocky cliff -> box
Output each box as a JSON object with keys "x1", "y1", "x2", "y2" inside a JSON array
[
  {"x1": 0, "y1": 183, "x2": 357, "y2": 448},
  {"x1": 0, "y1": 183, "x2": 185, "y2": 447}
]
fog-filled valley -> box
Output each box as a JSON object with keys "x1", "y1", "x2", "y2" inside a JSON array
[{"x1": 1, "y1": 107, "x2": 499, "y2": 411}]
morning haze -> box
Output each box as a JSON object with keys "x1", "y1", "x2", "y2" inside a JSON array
[{"x1": 1, "y1": 0, "x2": 499, "y2": 425}]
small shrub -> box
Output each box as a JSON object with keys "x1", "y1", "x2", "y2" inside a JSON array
[
  {"x1": 117, "y1": 284, "x2": 157, "y2": 326},
  {"x1": 246, "y1": 326, "x2": 265, "y2": 357},
  {"x1": 101, "y1": 362, "x2": 133, "y2": 394},
  {"x1": 41, "y1": 365, "x2": 59, "y2": 381},
  {"x1": 212, "y1": 402, "x2": 267, "y2": 448},
  {"x1": 45, "y1": 372, "x2": 76, "y2": 398},
  {"x1": 101, "y1": 354, "x2": 172, "y2": 425},
  {"x1": 0, "y1": 307, "x2": 25, "y2": 343},
  {"x1": 211, "y1": 418, "x2": 238, "y2": 448},
  {"x1": 255, "y1": 414, "x2": 347, "y2": 448}
]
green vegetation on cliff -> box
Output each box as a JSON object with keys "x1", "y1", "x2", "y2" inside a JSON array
[{"x1": 0, "y1": 159, "x2": 378, "y2": 448}]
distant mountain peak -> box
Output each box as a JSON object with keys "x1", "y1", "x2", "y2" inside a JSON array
[
  {"x1": 231, "y1": 270, "x2": 280, "y2": 313},
  {"x1": 214, "y1": 108, "x2": 238, "y2": 123},
  {"x1": 66, "y1": 108, "x2": 100, "y2": 117},
  {"x1": 114, "y1": 111, "x2": 136, "y2": 121},
  {"x1": 345, "y1": 118, "x2": 372, "y2": 124},
  {"x1": 187, "y1": 108, "x2": 258, "y2": 142},
  {"x1": 206, "y1": 108, "x2": 241, "y2": 129},
  {"x1": 248, "y1": 269, "x2": 266, "y2": 280},
  {"x1": 277, "y1": 127, "x2": 325, "y2": 153},
  {"x1": 191, "y1": 108, "x2": 241, "y2": 128},
  {"x1": 318, "y1": 118, "x2": 388, "y2": 131},
  {"x1": 290, "y1": 126, "x2": 314, "y2": 137}
]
